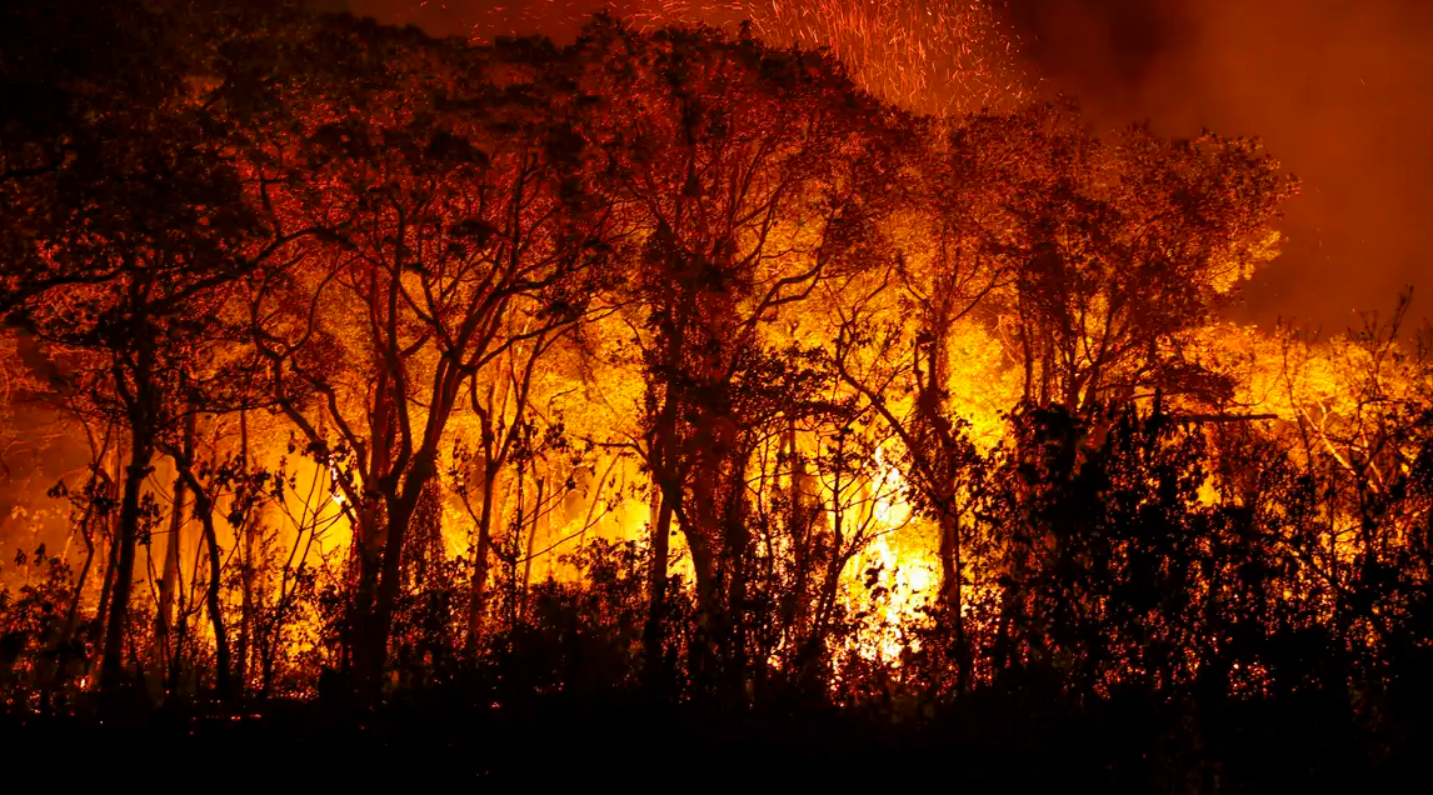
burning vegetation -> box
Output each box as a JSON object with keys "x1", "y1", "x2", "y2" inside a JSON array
[{"x1": 2, "y1": 0, "x2": 1432, "y2": 787}]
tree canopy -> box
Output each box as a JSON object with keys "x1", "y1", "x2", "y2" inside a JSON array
[{"x1": 2, "y1": 4, "x2": 1430, "y2": 787}]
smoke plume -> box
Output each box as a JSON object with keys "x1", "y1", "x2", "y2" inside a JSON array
[
  {"x1": 1007, "y1": 0, "x2": 1433, "y2": 330},
  {"x1": 335, "y1": 0, "x2": 1433, "y2": 329}
]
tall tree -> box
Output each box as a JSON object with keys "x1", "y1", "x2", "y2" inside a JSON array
[
  {"x1": 244, "y1": 22, "x2": 616, "y2": 689},
  {"x1": 572, "y1": 20, "x2": 910, "y2": 691},
  {"x1": 0, "y1": 0, "x2": 268, "y2": 699},
  {"x1": 952, "y1": 103, "x2": 1297, "y2": 414}
]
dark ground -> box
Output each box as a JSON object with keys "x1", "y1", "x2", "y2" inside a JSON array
[{"x1": 4, "y1": 688, "x2": 1427, "y2": 791}]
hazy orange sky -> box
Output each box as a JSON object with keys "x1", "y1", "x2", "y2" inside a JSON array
[
  {"x1": 1010, "y1": 0, "x2": 1433, "y2": 332},
  {"x1": 330, "y1": 0, "x2": 1432, "y2": 331}
]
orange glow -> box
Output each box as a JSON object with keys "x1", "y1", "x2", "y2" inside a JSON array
[{"x1": 3, "y1": 8, "x2": 1427, "y2": 718}]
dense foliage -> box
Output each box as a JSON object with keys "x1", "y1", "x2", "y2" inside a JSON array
[{"x1": 2, "y1": 1, "x2": 1431, "y2": 788}]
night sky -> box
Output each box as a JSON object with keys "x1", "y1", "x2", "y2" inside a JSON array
[{"x1": 335, "y1": 0, "x2": 1433, "y2": 331}]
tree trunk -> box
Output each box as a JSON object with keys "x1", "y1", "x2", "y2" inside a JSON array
[
  {"x1": 194, "y1": 482, "x2": 232, "y2": 698},
  {"x1": 100, "y1": 436, "x2": 154, "y2": 696},
  {"x1": 237, "y1": 410, "x2": 255, "y2": 692},
  {"x1": 361, "y1": 451, "x2": 436, "y2": 693},
  {"x1": 643, "y1": 375, "x2": 683, "y2": 686},
  {"x1": 939, "y1": 509, "x2": 970, "y2": 694},
  {"x1": 50, "y1": 451, "x2": 111, "y2": 698},
  {"x1": 643, "y1": 492, "x2": 674, "y2": 686},
  {"x1": 920, "y1": 305, "x2": 972, "y2": 694},
  {"x1": 519, "y1": 475, "x2": 545, "y2": 623},
  {"x1": 467, "y1": 461, "x2": 500, "y2": 649},
  {"x1": 154, "y1": 462, "x2": 188, "y2": 690},
  {"x1": 90, "y1": 499, "x2": 121, "y2": 683},
  {"x1": 169, "y1": 417, "x2": 234, "y2": 698}
]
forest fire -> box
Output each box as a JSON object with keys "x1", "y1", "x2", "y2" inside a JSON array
[{"x1": 2, "y1": 0, "x2": 1432, "y2": 788}]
